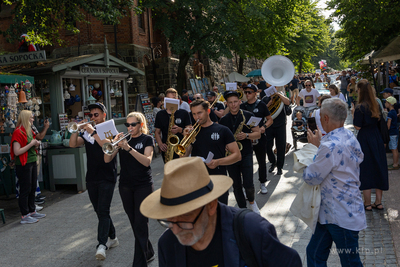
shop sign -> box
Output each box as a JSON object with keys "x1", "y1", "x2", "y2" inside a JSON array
[
  {"x1": 0, "y1": 51, "x2": 46, "y2": 66},
  {"x1": 80, "y1": 67, "x2": 119, "y2": 75}
]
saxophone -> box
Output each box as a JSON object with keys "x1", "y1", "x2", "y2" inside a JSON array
[
  {"x1": 226, "y1": 110, "x2": 245, "y2": 156},
  {"x1": 165, "y1": 109, "x2": 180, "y2": 163}
]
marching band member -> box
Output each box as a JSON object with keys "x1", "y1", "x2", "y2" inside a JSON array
[
  {"x1": 69, "y1": 102, "x2": 118, "y2": 261},
  {"x1": 182, "y1": 99, "x2": 241, "y2": 204},
  {"x1": 263, "y1": 90, "x2": 291, "y2": 176},
  {"x1": 154, "y1": 88, "x2": 191, "y2": 163},
  {"x1": 104, "y1": 112, "x2": 155, "y2": 266},
  {"x1": 220, "y1": 91, "x2": 261, "y2": 213},
  {"x1": 240, "y1": 84, "x2": 273, "y2": 194}
]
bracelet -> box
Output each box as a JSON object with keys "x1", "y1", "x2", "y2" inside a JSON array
[
  {"x1": 127, "y1": 147, "x2": 133, "y2": 152},
  {"x1": 91, "y1": 130, "x2": 97, "y2": 137}
]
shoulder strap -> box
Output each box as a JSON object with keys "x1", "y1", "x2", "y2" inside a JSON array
[{"x1": 233, "y1": 209, "x2": 259, "y2": 267}]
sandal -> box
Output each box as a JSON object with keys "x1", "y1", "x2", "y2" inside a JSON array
[
  {"x1": 371, "y1": 203, "x2": 384, "y2": 210},
  {"x1": 388, "y1": 164, "x2": 399, "y2": 170},
  {"x1": 285, "y1": 143, "x2": 292, "y2": 154},
  {"x1": 364, "y1": 205, "x2": 372, "y2": 211}
]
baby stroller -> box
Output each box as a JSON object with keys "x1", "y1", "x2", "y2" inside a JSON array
[{"x1": 291, "y1": 105, "x2": 319, "y2": 150}]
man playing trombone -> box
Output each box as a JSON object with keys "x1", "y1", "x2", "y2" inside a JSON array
[
  {"x1": 180, "y1": 99, "x2": 241, "y2": 204},
  {"x1": 69, "y1": 102, "x2": 118, "y2": 261}
]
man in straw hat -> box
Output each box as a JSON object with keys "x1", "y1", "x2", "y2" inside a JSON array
[{"x1": 140, "y1": 157, "x2": 301, "y2": 266}]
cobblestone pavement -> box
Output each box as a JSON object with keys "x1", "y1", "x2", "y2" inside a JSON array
[{"x1": 0, "y1": 110, "x2": 398, "y2": 266}]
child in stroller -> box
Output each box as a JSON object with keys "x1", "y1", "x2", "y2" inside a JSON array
[{"x1": 291, "y1": 105, "x2": 319, "y2": 150}]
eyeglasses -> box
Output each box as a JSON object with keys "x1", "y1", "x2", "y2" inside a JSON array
[
  {"x1": 244, "y1": 91, "x2": 254, "y2": 94},
  {"x1": 124, "y1": 122, "x2": 140, "y2": 127},
  {"x1": 305, "y1": 85, "x2": 312, "y2": 87},
  {"x1": 88, "y1": 113, "x2": 100, "y2": 118},
  {"x1": 158, "y1": 206, "x2": 205, "y2": 230}
]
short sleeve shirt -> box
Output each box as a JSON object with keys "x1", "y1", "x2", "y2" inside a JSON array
[
  {"x1": 298, "y1": 89, "x2": 320, "y2": 107},
  {"x1": 219, "y1": 110, "x2": 255, "y2": 156},
  {"x1": 387, "y1": 109, "x2": 398, "y2": 136},
  {"x1": 154, "y1": 109, "x2": 192, "y2": 143},
  {"x1": 119, "y1": 134, "x2": 154, "y2": 187},
  {"x1": 81, "y1": 132, "x2": 117, "y2": 183},
  {"x1": 240, "y1": 100, "x2": 271, "y2": 127},
  {"x1": 191, "y1": 123, "x2": 235, "y2": 175}
]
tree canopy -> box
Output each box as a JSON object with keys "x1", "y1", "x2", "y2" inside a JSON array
[
  {"x1": 327, "y1": 0, "x2": 400, "y2": 61},
  {"x1": 1, "y1": 0, "x2": 134, "y2": 46}
]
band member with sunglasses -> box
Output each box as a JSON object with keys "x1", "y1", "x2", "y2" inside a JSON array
[
  {"x1": 69, "y1": 102, "x2": 118, "y2": 261},
  {"x1": 182, "y1": 99, "x2": 241, "y2": 204},
  {"x1": 104, "y1": 112, "x2": 155, "y2": 266},
  {"x1": 155, "y1": 88, "x2": 191, "y2": 163},
  {"x1": 240, "y1": 84, "x2": 273, "y2": 194},
  {"x1": 220, "y1": 91, "x2": 261, "y2": 214}
]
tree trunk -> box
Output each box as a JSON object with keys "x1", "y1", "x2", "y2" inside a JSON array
[
  {"x1": 176, "y1": 52, "x2": 191, "y2": 94},
  {"x1": 238, "y1": 56, "x2": 244, "y2": 74}
]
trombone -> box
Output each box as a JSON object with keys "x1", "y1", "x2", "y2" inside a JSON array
[
  {"x1": 102, "y1": 131, "x2": 132, "y2": 155},
  {"x1": 174, "y1": 119, "x2": 201, "y2": 156},
  {"x1": 68, "y1": 121, "x2": 96, "y2": 133}
]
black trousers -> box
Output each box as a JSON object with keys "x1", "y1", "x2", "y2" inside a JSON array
[
  {"x1": 253, "y1": 134, "x2": 268, "y2": 183},
  {"x1": 87, "y1": 180, "x2": 116, "y2": 247},
  {"x1": 16, "y1": 162, "x2": 37, "y2": 216},
  {"x1": 119, "y1": 184, "x2": 154, "y2": 267},
  {"x1": 266, "y1": 125, "x2": 286, "y2": 169},
  {"x1": 227, "y1": 154, "x2": 255, "y2": 208}
]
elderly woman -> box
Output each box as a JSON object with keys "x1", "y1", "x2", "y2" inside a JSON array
[
  {"x1": 329, "y1": 84, "x2": 346, "y2": 102},
  {"x1": 11, "y1": 110, "x2": 46, "y2": 224},
  {"x1": 352, "y1": 79, "x2": 388, "y2": 211}
]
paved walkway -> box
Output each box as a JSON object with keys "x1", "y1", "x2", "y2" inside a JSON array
[{"x1": 0, "y1": 112, "x2": 399, "y2": 267}]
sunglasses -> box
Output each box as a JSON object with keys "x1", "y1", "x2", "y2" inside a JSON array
[
  {"x1": 244, "y1": 91, "x2": 254, "y2": 94},
  {"x1": 195, "y1": 97, "x2": 202, "y2": 99},
  {"x1": 305, "y1": 85, "x2": 312, "y2": 87},
  {"x1": 124, "y1": 122, "x2": 140, "y2": 127},
  {"x1": 88, "y1": 113, "x2": 100, "y2": 118}
]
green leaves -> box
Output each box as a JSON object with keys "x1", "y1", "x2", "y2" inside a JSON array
[{"x1": 1, "y1": 0, "x2": 134, "y2": 46}]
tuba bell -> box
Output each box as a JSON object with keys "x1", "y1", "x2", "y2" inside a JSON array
[{"x1": 261, "y1": 55, "x2": 295, "y2": 119}]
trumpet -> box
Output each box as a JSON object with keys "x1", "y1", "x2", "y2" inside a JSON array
[
  {"x1": 174, "y1": 119, "x2": 201, "y2": 156},
  {"x1": 102, "y1": 131, "x2": 132, "y2": 155},
  {"x1": 68, "y1": 121, "x2": 96, "y2": 133}
]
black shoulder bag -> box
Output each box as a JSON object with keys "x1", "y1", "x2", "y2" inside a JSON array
[
  {"x1": 233, "y1": 209, "x2": 259, "y2": 267},
  {"x1": 377, "y1": 105, "x2": 390, "y2": 145}
]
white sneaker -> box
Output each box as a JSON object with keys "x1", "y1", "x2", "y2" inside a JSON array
[
  {"x1": 260, "y1": 183, "x2": 268, "y2": 194},
  {"x1": 96, "y1": 244, "x2": 107, "y2": 260},
  {"x1": 35, "y1": 205, "x2": 43, "y2": 211},
  {"x1": 106, "y1": 237, "x2": 119, "y2": 249},
  {"x1": 29, "y1": 211, "x2": 46, "y2": 219},
  {"x1": 249, "y1": 201, "x2": 260, "y2": 215},
  {"x1": 20, "y1": 215, "x2": 38, "y2": 224}
]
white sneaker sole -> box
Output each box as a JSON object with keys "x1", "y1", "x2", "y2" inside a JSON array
[
  {"x1": 20, "y1": 219, "x2": 38, "y2": 224},
  {"x1": 96, "y1": 253, "x2": 106, "y2": 260}
]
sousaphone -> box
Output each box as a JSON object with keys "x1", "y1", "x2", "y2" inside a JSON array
[{"x1": 261, "y1": 55, "x2": 295, "y2": 119}]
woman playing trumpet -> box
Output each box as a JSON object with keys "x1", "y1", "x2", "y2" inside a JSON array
[{"x1": 104, "y1": 112, "x2": 155, "y2": 266}]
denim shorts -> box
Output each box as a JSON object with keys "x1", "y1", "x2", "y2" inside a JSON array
[{"x1": 389, "y1": 135, "x2": 399, "y2": 150}]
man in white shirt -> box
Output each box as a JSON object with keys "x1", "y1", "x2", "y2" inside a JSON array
[
  {"x1": 296, "y1": 80, "x2": 320, "y2": 107},
  {"x1": 303, "y1": 98, "x2": 366, "y2": 267}
]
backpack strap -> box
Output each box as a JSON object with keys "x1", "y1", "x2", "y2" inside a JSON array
[{"x1": 233, "y1": 209, "x2": 259, "y2": 267}]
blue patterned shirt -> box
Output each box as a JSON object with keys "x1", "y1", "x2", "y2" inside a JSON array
[{"x1": 302, "y1": 127, "x2": 367, "y2": 231}]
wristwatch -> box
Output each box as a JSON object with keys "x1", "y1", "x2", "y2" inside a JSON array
[
  {"x1": 91, "y1": 130, "x2": 97, "y2": 137},
  {"x1": 246, "y1": 133, "x2": 249, "y2": 139}
]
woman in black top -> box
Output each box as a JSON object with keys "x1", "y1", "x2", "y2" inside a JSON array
[{"x1": 104, "y1": 112, "x2": 155, "y2": 266}]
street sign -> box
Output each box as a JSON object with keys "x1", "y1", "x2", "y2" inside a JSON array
[{"x1": 0, "y1": 51, "x2": 46, "y2": 66}]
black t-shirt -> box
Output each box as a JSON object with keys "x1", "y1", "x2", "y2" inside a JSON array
[
  {"x1": 261, "y1": 96, "x2": 286, "y2": 128},
  {"x1": 191, "y1": 123, "x2": 235, "y2": 175},
  {"x1": 154, "y1": 109, "x2": 192, "y2": 143},
  {"x1": 219, "y1": 110, "x2": 254, "y2": 156},
  {"x1": 213, "y1": 102, "x2": 225, "y2": 111},
  {"x1": 81, "y1": 132, "x2": 117, "y2": 183},
  {"x1": 289, "y1": 79, "x2": 299, "y2": 90},
  {"x1": 240, "y1": 100, "x2": 271, "y2": 127},
  {"x1": 186, "y1": 208, "x2": 224, "y2": 267},
  {"x1": 258, "y1": 81, "x2": 267, "y2": 90},
  {"x1": 119, "y1": 134, "x2": 154, "y2": 188},
  {"x1": 190, "y1": 110, "x2": 218, "y2": 124}
]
